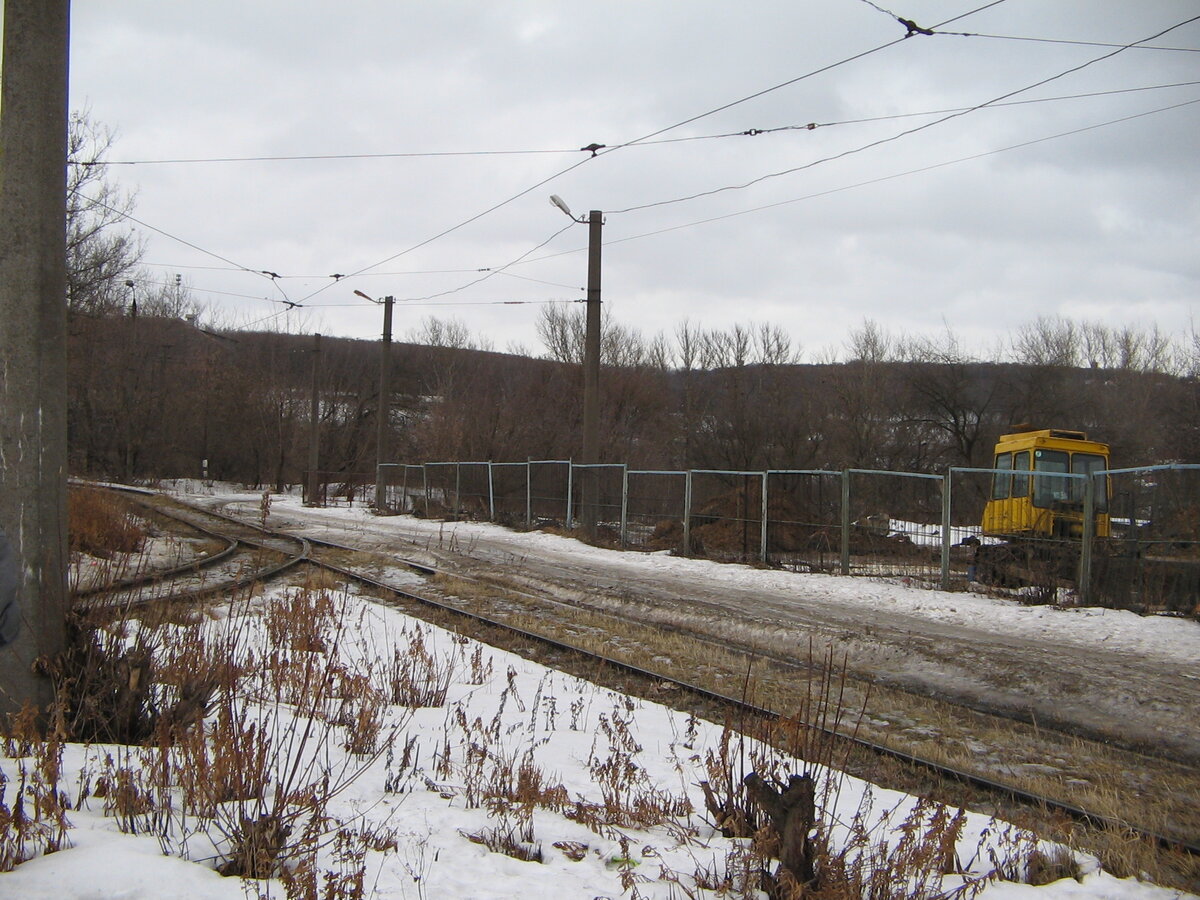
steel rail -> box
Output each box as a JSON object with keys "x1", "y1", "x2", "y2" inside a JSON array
[{"x1": 74, "y1": 485, "x2": 311, "y2": 609}]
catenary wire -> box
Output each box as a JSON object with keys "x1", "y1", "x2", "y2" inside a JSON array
[
  {"x1": 116, "y1": 77, "x2": 1200, "y2": 178},
  {"x1": 131, "y1": 77, "x2": 1196, "y2": 303},
  {"x1": 293, "y1": 155, "x2": 596, "y2": 305},
  {"x1": 939, "y1": 31, "x2": 1200, "y2": 52},
  {"x1": 610, "y1": 14, "x2": 1200, "y2": 214},
  {"x1": 75, "y1": 193, "x2": 275, "y2": 280},
  {"x1": 149, "y1": 92, "x2": 1197, "y2": 313},
  {"x1": 92, "y1": 147, "x2": 584, "y2": 166},
  {"x1": 602, "y1": 0, "x2": 1009, "y2": 152},
  {"x1": 118, "y1": 1, "x2": 1006, "y2": 302},
  {"x1": 744, "y1": 80, "x2": 1200, "y2": 133},
  {"x1": 397, "y1": 221, "x2": 576, "y2": 302},
  {"x1": 525, "y1": 96, "x2": 1200, "y2": 264},
  {"x1": 294, "y1": 2, "x2": 1008, "y2": 304}
]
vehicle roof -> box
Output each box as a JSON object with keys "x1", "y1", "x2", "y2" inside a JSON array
[{"x1": 994, "y1": 429, "x2": 1110, "y2": 455}]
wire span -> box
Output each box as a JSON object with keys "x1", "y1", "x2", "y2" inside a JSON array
[
  {"x1": 294, "y1": 154, "x2": 595, "y2": 305},
  {"x1": 611, "y1": 14, "x2": 1200, "y2": 214}
]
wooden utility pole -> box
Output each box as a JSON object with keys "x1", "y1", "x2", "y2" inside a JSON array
[{"x1": 0, "y1": 0, "x2": 71, "y2": 719}]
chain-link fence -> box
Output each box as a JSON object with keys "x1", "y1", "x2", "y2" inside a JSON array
[
  {"x1": 624, "y1": 470, "x2": 688, "y2": 551},
  {"x1": 314, "y1": 459, "x2": 1197, "y2": 615},
  {"x1": 763, "y1": 471, "x2": 841, "y2": 573},
  {"x1": 1094, "y1": 465, "x2": 1199, "y2": 615},
  {"x1": 842, "y1": 470, "x2": 945, "y2": 583}
]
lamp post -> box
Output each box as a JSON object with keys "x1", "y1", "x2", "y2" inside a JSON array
[
  {"x1": 550, "y1": 195, "x2": 603, "y2": 534},
  {"x1": 355, "y1": 290, "x2": 395, "y2": 512}
]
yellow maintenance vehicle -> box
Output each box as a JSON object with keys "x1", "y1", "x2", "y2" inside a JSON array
[
  {"x1": 975, "y1": 427, "x2": 1111, "y2": 591},
  {"x1": 981, "y1": 428, "x2": 1111, "y2": 541}
]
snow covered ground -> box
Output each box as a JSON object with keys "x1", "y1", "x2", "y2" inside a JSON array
[
  {"x1": 3, "y1": 579, "x2": 1193, "y2": 900},
  {"x1": 237, "y1": 488, "x2": 1200, "y2": 673},
  {"x1": 3, "y1": 484, "x2": 1195, "y2": 899}
]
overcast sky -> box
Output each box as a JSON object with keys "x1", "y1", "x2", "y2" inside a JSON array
[{"x1": 60, "y1": 1, "x2": 1200, "y2": 359}]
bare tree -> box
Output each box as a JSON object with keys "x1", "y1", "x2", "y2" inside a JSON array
[
  {"x1": 65, "y1": 111, "x2": 143, "y2": 316},
  {"x1": 1013, "y1": 316, "x2": 1080, "y2": 367},
  {"x1": 845, "y1": 318, "x2": 896, "y2": 364},
  {"x1": 407, "y1": 315, "x2": 494, "y2": 351},
  {"x1": 754, "y1": 321, "x2": 801, "y2": 365},
  {"x1": 535, "y1": 303, "x2": 648, "y2": 367}
]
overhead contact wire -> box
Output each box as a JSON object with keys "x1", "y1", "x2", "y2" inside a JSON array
[{"x1": 611, "y1": 14, "x2": 1200, "y2": 214}]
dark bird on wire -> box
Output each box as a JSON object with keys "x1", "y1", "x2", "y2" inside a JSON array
[{"x1": 899, "y1": 17, "x2": 934, "y2": 36}]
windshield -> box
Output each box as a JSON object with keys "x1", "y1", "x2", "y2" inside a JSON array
[
  {"x1": 1032, "y1": 449, "x2": 1070, "y2": 508},
  {"x1": 991, "y1": 452, "x2": 1012, "y2": 500},
  {"x1": 1072, "y1": 452, "x2": 1109, "y2": 512},
  {"x1": 1032, "y1": 449, "x2": 1109, "y2": 511}
]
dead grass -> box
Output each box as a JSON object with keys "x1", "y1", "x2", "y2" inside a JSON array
[
  {"x1": 69, "y1": 489, "x2": 146, "y2": 557},
  {"x1": 420, "y1": 561, "x2": 1200, "y2": 892}
]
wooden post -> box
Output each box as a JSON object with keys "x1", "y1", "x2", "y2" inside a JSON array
[{"x1": 745, "y1": 772, "x2": 816, "y2": 894}]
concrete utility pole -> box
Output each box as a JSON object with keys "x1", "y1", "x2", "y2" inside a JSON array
[
  {"x1": 549, "y1": 196, "x2": 604, "y2": 535},
  {"x1": 375, "y1": 297, "x2": 394, "y2": 512},
  {"x1": 306, "y1": 333, "x2": 321, "y2": 506},
  {"x1": 582, "y1": 211, "x2": 603, "y2": 471},
  {"x1": 581, "y1": 211, "x2": 603, "y2": 536},
  {"x1": 0, "y1": 0, "x2": 71, "y2": 720}
]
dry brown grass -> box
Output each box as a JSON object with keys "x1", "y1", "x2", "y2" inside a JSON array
[
  {"x1": 68, "y1": 489, "x2": 146, "y2": 557},
  {"x1": 419, "y1": 561, "x2": 1200, "y2": 892}
]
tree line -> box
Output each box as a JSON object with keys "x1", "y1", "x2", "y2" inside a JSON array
[{"x1": 65, "y1": 307, "x2": 1199, "y2": 489}]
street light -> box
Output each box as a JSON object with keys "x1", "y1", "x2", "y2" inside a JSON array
[
  {"x1": 549, "y1": 194, "x2": 577, "y2": 221},
  {"x1": 355, "y1": 289, "x2": 396, "y2": 512},
  {"x1": 550, "y1": 195, "x2": 603, "y2": 534}
]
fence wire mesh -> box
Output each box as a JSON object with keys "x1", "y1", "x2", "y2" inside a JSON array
[
  {"x1": 624, "y1": 471, "x2": 688, "y2": 551},
  {"x1": 351, "y1": 459, "x2": 1197, "y2": 616},
  {"x1": 763, "y1": 471, "x2": 842, "y2": 573},
  {"x1": 528, "y1": 460, "x2": 571, "y2": 525},
  {"x1": 844, "y1": 470, "x2": 944, "y2": 583},
  {"x1": 303, "y1": 470, "x2": 375, "y2": 508},
  {"x1": 686, "y1": 471, "x2": 765, "y2": 564},
  {"x1": 490, "y1": 462, "x2": 530, "y2": 527},
  {"x1": 1095, "y1": 466, "x2": 1199, "y2": 615}
]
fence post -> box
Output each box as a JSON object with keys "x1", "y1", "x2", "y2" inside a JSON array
[
  {"x1": 760, "y1": 472, "x2": 769, "y2": 564},
  {"x1": 840, "y1": 469, "x2": 851, "y2": 575},
  {"x1": 454, "y1": 462, "x2": 461, "y2": 520},
  {"x1": 401, "y1": 464, "x2": 409, "y2": 514},
  {"x1": 422, "y1": 463, "x2": 430, "y2": 518},
  {"x1": 526, "y1": 460, "x2": 532, "y2": 527},
  {"x1": 620, "y1": 465, "x2": 629, "y2": 547},
  {"x1": 566, "y1": 461, "x2": 574, "y2": 530},
  {"x1": 940, "y1": 469, "x2": 953, "y2": 591},
  {"x1": 487, "y1": 462, "x2": 495, "y2": 522},
  {"x1": 683, "y1": 469, "x2": 693, "y2": 556},
  {"x1": 1079, "y1": 474, "x2": 1095, "y2": 605}
]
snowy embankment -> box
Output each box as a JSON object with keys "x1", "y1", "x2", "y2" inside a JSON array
[
  {"x1": 3, "y1": 483, "x2": 1194, "y2": 898},
  {"x1": 3, "y1": 579, "x2": 1192, "y2": 900}
]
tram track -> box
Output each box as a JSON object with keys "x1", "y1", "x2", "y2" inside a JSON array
[{"x1": 81, "y1": 485, "x2": 1200, "y2": 871}]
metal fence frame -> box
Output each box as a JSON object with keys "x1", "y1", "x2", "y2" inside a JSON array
[{"x1": 356, "y1": 460, "x2": 1200, "y2": 603}]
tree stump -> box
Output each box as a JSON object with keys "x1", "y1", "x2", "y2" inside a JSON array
[{"x1": 745, "y1": 772, "x2": 816, "y2": 896}]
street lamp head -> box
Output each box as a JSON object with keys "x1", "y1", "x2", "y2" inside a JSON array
[
  {"x1": 549, "y1": 194, "x2": 575, "y2": 220},
  {"x1": 353, "y1": 289, "x2": 377, "y2": 303}
]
